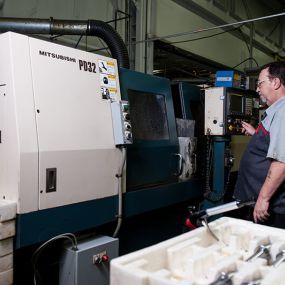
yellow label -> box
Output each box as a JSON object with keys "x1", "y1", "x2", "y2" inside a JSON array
[{"x1": 234, "y1": 73, "x2": 241, "y2": 80}]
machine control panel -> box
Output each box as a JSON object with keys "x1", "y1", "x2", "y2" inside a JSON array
[
  {"x1": 205, "y1": 87, "x2": 259, "y2": 135},
  {"x1": 111, "y1": 100, "x2": 133, "y2": 145}
]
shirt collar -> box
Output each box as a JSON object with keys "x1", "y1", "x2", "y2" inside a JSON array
[{"x1": 264, "y1": 96, "x2": 285, "y2": 119}]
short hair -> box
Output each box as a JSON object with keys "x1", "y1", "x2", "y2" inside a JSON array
[{"x1": 260, "y1": 61, "x2": 285, "y2": 85}]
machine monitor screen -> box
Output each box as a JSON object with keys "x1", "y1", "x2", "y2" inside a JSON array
[
  {"x1": 128, "y1": 89, "x2": 169, "y2": 140},
  {"x1": 229, "y1": 93, "x2": 243, "y2": 113}
]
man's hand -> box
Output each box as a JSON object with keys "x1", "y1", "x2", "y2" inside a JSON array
[
  {"x1": 241, "y1": 121, "x2": 255, "y2": 136},
  {"x1": 253, "y1": 196, "x2": 270, "y2": 223}
]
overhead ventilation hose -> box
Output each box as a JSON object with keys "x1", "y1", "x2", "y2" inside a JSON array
[{"x1": 87, "y1": 20, "x2": 130, "y2": 69}]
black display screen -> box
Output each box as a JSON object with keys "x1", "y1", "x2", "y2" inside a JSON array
[
  {"x1": 128, "y1": 89, "x2": 169, "y2": 140},
  {"x1": 229, "y1": 93, "x2": 243, "y2": 113}
]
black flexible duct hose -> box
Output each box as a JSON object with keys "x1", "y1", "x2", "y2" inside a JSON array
[{"x1": 87, "y1": 20, "x2": 130, "y2": 69}]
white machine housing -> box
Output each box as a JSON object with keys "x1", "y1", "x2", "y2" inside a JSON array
[
  {"x1": 0, "y1": 32, "x2": 123, "y2": 213},
  {"x1": 204, "y1": 87, "x2": 226, "y2": 135}
]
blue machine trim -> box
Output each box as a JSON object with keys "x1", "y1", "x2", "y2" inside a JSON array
[
  {"x1": 123, "y1": 178, "x2": 201, "y2": 216},
  {"x1": 213, "y1": 137, "x2": 226, "y2": 194},
  {"x1": 15, "y1": 196, "x2": 117, "y2": 249},
  {"x1": 15, "y1": 179, "x2": 202, "y2": 249}
]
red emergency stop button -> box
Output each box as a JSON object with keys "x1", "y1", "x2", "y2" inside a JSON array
[{"x1": 102, "y1": 254, "x2": 109, "y2": 262}]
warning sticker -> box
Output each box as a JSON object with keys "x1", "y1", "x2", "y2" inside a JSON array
[
  {"x1": 99, "y1": 60, "x2": 116, "y2": 75},
  {"x1": 101, "y1": 87, "x2": 117, "y2": 100},
  {"x1": 100, "y1": 74, "x2": 116, "y2": 88}
]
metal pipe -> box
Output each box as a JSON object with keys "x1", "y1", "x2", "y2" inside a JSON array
[
  {"x1": 0, "y1": 17, "x2": 98, "y2": 35},
  {"x1": 0, "y1": 17, "x2": 130, "y2": 68},
  {"x1": 0, "y1": 18, "x2": 52, "y2": 34}
]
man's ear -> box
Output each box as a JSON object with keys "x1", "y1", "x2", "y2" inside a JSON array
[{"x1": 273, "y1": 77, "x2": 281, "y2": 90}]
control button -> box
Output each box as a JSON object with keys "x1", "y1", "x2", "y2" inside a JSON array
[
  {"x1": 124, "y1": 122, "x2": 131, "y2": 130},
  {"x1": 125, "y1": 131, "x2": 132, "y2": 140},
  {"x1": 93, "y1": 256, "x2": 102, "y2": 264},
  {"x1": 102, "y1": 255, "x2": 109, "y2": 263},
  {"x1": 123, "y1": 113, "x2": 130, "y2": 121}
]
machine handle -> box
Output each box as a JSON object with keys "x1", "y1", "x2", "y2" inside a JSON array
[{"x1": 46, "y1": 168, "x2": 57, "y2": 192}]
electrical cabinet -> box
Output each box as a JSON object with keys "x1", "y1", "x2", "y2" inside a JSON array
[{"x1": 60, "y1": 235, "x2": 118, "y2": 285}]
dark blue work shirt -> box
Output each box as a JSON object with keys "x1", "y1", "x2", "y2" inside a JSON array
[{"x1": 234, "y1": 97, "x2": 285, "y2": 214}]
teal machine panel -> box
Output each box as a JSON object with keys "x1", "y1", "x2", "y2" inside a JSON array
[{"x1": 119, "y1": 68, "x2": 180, "y2": 190}]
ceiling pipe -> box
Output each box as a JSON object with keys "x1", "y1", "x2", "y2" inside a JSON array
[{"x1": 0, "y1": 17, "x2": 130, "y2": 69}]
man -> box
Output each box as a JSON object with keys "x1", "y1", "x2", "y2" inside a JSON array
[{"x1": 234, "y1": 61, "x2": 285, "y2": 228}]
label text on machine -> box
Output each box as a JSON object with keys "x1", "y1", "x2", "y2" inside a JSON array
[
  {"x1": 78, "y1": 60, "x2": 97, "y2": 73},
  {"x1": 38, "y1": 50, "x2": 97, "y2": 73},
  {"x1": 39, "y1": 50, "x2": 76, "y2": 63}
]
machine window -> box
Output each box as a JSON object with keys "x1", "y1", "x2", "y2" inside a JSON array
[{"x1": 128, "y1": 89, "x2": 169, "y2": 140}]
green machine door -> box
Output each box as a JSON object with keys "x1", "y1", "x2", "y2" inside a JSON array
[{"x1": 119, "y1": 68, "x2": 180, "y2": 190}]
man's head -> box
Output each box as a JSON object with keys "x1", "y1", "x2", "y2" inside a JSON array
[{"x1": 256, "y1": 61, "x2": 285, "y2": 106}]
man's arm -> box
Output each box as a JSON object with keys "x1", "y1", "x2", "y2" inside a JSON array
[{"x1": 254, "y1": 160, "x2": 285, "y2": 223}]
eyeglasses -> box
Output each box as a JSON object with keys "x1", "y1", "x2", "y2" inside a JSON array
[
  {"x1": 256, "y1": 80, "x2": 266, "y2": 88},
  {"x1": 256, "y1": 76, "x2": 275, "y2": 88}
]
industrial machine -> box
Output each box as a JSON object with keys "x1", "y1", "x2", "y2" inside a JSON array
[{"x1": 0, "y1": 29, "x2": 260, "y2": 285}]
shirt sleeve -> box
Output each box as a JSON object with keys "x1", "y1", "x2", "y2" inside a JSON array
[{"x1": 267, "y1": 109, "x2": 285, "y2": 163}]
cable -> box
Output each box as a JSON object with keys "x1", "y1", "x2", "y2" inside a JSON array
[
  {"x1": 267, "y1": 19, "x2": 280, "y2": 38},
  {"x1": 231, "y1": 57, "x2": 259, "y2": 69},
  {"x1": 130, "y1": 12, "x2": 285, "y2": 45},
  {"x1": 87, "y1": 12, "x2": 285, "y2": 54},
  {"x1": 32, "y1": 233, "x2": 78, "y2": 285},
  {"x1": 87, "y1": 38, "x2": 112, "y2": 55},
  {"x1": 49, "y1": 34, "x2": 63, "y2": 40},
  {"x1": 75, "y1": 35, "x2": 83, "y2": 48},
  {"x1": 112, "y1": 146, "x2": 127, "y2": 238},
  {"x1": 162, "y1": 24, "x2": 258, "y2": 69},
  {"x1": 164, "y1": 24, "x2": 243, "y2": 45},
  {"x1": 97, "y1": 38, "x2": 112, "y2": 56}
]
